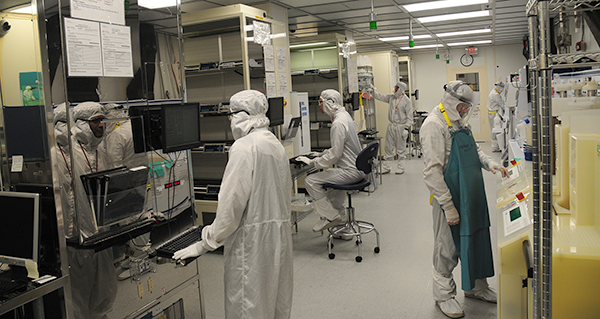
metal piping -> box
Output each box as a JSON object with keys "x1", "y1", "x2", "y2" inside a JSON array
[
  {"x1": 538, "y1": 1, "x2": 553, "y2": 318},
  {"x1": 528, "y1": 13, "x2": 542, "y2": 319}
]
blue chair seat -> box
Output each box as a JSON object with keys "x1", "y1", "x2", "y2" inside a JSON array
[{"x1": 322, "y1": 179, "x2": 370, "y2": 191}]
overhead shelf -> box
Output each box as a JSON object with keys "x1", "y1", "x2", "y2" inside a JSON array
[
  {"x1": 528, "y1": 51, "x2": 600, "y2": 70},
  {"x1": 527, "y1": 0, "x2": 600, "y2": 16}
]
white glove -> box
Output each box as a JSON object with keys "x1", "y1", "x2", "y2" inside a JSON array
[
  {"x1": 490, "y1": 162, "x2": 510, "y2": 178},
  {"x1": 173, "y1": 241, "x2": 209, "y2": 260},
  {"x1": 441, "y1": 202, "x2": 460, "y2": 225},
  {"x1": 307, "y1": 151, "x2": 322, "y2": 157},
  {"x1": 296, "y1": 156, "x2": 313, "y2": 165}
]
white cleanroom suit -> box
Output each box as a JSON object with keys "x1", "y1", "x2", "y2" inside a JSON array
[
  {"x1": 372, "y1": 81, "x2": 414, "y2": 174},
  {"x1": 298, "y1": 89, "x2": 364, "y2": 232},
  {"x1": 66, "y1": 102, "x2": 117, "y2": 319},
  {"x1": 174, "y1": 90, "x2": 294, "y2": 319},
  {"x1": 421, "y1": 82, "x2": 505, "y2": 318},
  {"x1": 487, "y1": 81, "x2": 505, "y2": 152}
]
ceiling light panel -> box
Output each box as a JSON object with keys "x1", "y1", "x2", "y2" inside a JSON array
[
  {"x1": 437, "y1": 29, "x2": 491, "y2": 37},
  {"x1": 418, "y1": 10, "x2": 490, "y2": 23},
  {"x1": 404, "y1": 0, "x2": 488, "y2": 12}
]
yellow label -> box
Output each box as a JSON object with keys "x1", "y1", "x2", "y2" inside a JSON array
[
  {"x1": 148, "y1": 278, "x2": 154, "y2": 292},
  {"x1": 138, "y1": 284, "x2": 144, "y2": 298},
  {"x1": 254, "y1": 16, "x2": 264, "y2": 20}
]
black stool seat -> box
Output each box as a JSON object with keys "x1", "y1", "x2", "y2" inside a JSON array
[{"x1": 322, "y1": 179, "x2": 370, "y2": 191}]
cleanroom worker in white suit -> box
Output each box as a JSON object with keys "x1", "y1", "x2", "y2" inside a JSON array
[
  {"x1": 420, "y1": 81, "x2": 509, "y2": 318},
  {"x1": 487, "y1": 81, "x2": 505, "y2": 152},
  {"x1": 296, "y1": 89, "x2": 364, "y2": 232},
  {"x1": 173, "y1": 90, "x2": 294, "y2": 319},
  {"x1": 53, "y1": 104, "x2": 75, "y2": 238},
  {"x1": 371, "y1": 81, "x2": 414, "y2": 174},
  {"x1": 66, "y1": 102, "x2": 117, "y2": 319}
]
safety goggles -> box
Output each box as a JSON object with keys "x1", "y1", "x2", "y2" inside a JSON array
[
  {"x1": 84, "y1": 117, "x2": 105, "y2": 124},
  {"x1": 456, "y1": 102, "x2": 472, "y2": 111},
  {"x1": 228, "y1": 109, "x2": 250, "y2": 120}
]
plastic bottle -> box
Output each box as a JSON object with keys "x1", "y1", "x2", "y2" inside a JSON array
[
  {"x1": 582, "y1": 79, "x2": 598, "y2": 97},
  {"x1": 572, "y1": 78, "x2": 585, "y2": 97},
  {"x1": 517, "y1": 118, "x2": 531, "y2": 145}
]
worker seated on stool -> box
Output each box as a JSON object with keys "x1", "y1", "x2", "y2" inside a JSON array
[{"x1": 296, "y1": 89, "x2": 364, "y2": 232}]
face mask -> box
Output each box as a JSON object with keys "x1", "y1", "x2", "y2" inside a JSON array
[{"x1": 394, "y1": 90, "x2": 403, "y2": 98}]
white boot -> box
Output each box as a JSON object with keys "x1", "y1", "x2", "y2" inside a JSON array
[
  {"x1": 395, "y1": 160, "x2": 405, "y2": 174},
  {"x1": 312, "y1": 198, "x2": 342, "y2": 232},
  {"x1": 436, "y1": 298, "x2": 464, "y2": 318},
  {"x1": 380, "y1": 161, "x2": 391, "y2": 174}
]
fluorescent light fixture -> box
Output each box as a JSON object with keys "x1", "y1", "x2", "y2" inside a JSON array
[
  {"x1": 437, "y1": 28, "x2": 491, "y2": 37},
  {"x1": 400, "y1": 39, "x2": 492, "y2": 50},
  {"x1": 138, "y1": 0, "x2": 176, "y2": 9},
  {"x1": 339, "y1": 51, "x2": 357, "y2": 56},
  {"x1": 447, "y1": 40, "x2": 492, "y2": 46},
  {"x1": 404, "y1": 0, "x2": 488, "y2": 12},
  {"x1": 289, "y1": 42, "x2": 331, "y2": 49},
  {"x1": 380, "y1": 35, "x2": 431, "y2": 42},
  {"x1": 11, "y1": 5, "x2": 33, "y2": 14},
  {"x1": 418, "y1": 10, "x2": 489, "y2": 23},
  {"x1": 401, "y1": 44, "x2": 443, "y2": 50}
]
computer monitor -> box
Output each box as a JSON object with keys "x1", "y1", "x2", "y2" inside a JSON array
[
  {"x1": 130, "y1": 103, "x2": 202, "y2": 153},
  {"x1": 162, "y1": 103, "x2": 202, "y2": 153},
  {"x1": 351, "y1": 92, "x2": 361, "y2": 111},
  {"x1": 200, "y1": 114, "x2": 234, "y2": 143},
  {"x1": 0, "y1": 191, "x2": 40, "y2": 268},
  {"x1": 80, "y1": 166, "x2": 149, "y2": 227},
  {"x1": 129, "y1": 104, "x2": 163, "y2": 153},
  {"x1": 267, "y1": 97, "x2": 284, "y2": 127}
]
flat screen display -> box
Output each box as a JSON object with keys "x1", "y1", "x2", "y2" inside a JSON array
[
  {"x1": 352, "y1": 92, "x2": 361, "y2": 111},
  {"x1": 129, "y1": 105, "x2": 163, "y2": 153},
  {"x1": 162, "y1": 103, "x2": 202, "y2": 153},
  {"x1": 267, "y1": 97, "x2": 284, "y2": 127},
  {"x1": 0, "y1": 192, "x2": 39, "y2": 262}
]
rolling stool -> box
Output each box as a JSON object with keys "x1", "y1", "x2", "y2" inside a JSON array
[
  {"x1": 410, "y1": 127, "x2": 422, "y2": 158},
  {"x1": 322, "y1": 141, "x2": 380, "y2": 262}
]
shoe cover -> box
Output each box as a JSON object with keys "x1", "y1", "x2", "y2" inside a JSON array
[
  {"x1": 464, "y1": 287, "x2": 497, "y2": 303},
  {"x1": 381, "y1": 162, "x2": 391, "y2": 174},
  {"x1": 436, "y1": 298, "x2": 464, "y2": 318},
  {"x1": 395, "y1": 160, "x2": 405, "y2": 174},
  {"x1": 313, "y1": 197, "x2": 341, "y2": 221},
  {"x1": 312, "y1": 217, "x2": 341, "y2": 232}
]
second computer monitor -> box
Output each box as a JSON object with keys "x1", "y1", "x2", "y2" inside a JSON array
[
  {"x1": 267, "y1": 97, "x2": 284, "y2": 127},
  {"x1": 162, "y1": 103, "x2": 202, "y2": 153},
  {"x1": 0, "y1": 191, "x2": 40, "y2": 267}
]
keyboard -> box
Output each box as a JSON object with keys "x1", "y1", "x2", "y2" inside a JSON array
[
  {"x1": 155, "y1": 225, "x2": 203, "y2": 259},
  {"x1": 289, "y1": 154, "x2": 317, "y2": 165},
  {"x1": 0, "y1": 278, "x2": 27, "y2": 299}
]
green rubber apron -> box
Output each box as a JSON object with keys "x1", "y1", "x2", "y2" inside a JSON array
[{"x1": 439, "y1": 103, "x2": 494, "y2": 292}]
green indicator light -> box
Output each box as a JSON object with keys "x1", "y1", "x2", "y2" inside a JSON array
[
  {"x1": 436, "y1": 54, "x2": 440, "y2": 59},
  {"x1": 370, "y1": 21, "x2": 377, "y2": 30},
  {"x1": 446, "y1": 60, "x2": 450, "y2": 64},
  {"x1": 409, "y1": 40, "x2": 415, "y2": 48}
]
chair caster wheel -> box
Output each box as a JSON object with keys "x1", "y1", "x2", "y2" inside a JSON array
[
  {"x1": 374, "y1": 247, "x2": 380, "y2": 253},
  {"x1": 355, "y1": 256, "x2": 362, "y2": 262},
  {"x1": 329, "y1": 253, "x2": 335, "y2": 259}
]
